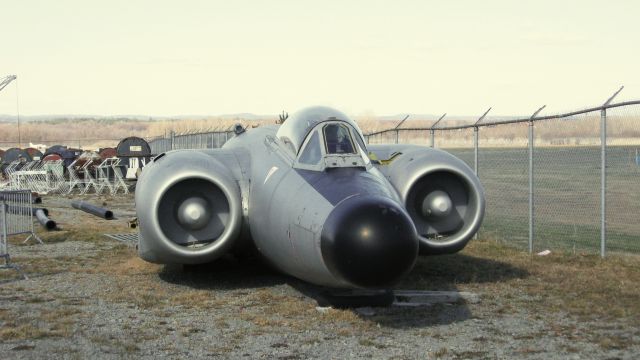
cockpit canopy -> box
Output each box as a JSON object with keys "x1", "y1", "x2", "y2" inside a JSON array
[
  {"x1": 276, "y1": 106, "x2": 366, "y2": 154},
  {"x1": 276, "y1": 106, "x2": 370, "y2": 171}
]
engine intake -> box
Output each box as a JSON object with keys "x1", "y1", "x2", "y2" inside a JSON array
[
  {"x1": 136, "y1": 151, "x2": 242, "y2": 264},
  {"x1": 384, "y1": 146, "x2": 485, "y2": 255}
]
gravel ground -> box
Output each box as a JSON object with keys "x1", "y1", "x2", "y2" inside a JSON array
[{"x1": 0, "y1": 194, "x2": 638, "y2": 359}]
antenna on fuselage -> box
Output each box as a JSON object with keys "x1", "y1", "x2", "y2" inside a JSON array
[{"x1": 277, "y1": 110, "x2": 289, "y2": 124}]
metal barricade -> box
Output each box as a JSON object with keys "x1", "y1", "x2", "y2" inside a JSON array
[
  {"x1": 46, "y1": 160, "x2": 67, "y2": 194},
  {"x1": 66, "y1": 159, "x2": 84, "y2": 194},
  {"x1": 0, "y1": 189, "x2": 41, "y2": 279},
  {"x1": 95, "y1": 158, "x2": 129, "y2": 195},
  {"x1": 82, "y1": 160, "x2": 99, "y2": 194},
  {"x1": 110, "y1": 158, "x2": 129, "y2": 194},
  {"x1": 95, "y1": 159, "x2": 115, "y2": 194},
  {"x1": 4, "y1": 160, "x2": 66, "y2": 195}
]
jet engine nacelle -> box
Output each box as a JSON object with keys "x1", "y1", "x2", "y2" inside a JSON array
[
  {"x1": 135, "y1": 150, "x2": 243, "y2": 264},
  {"x1": 380, "y1": 146, "x2": 485, "y2": 255}
]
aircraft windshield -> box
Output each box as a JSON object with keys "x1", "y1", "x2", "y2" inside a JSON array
[
  {"x1": 298, "y1": 131, "x2": 322, "y2": 165},
  {"x1": 295, "y1": 121, "x2": 370, "y2": 170},
  {"x1": 323, "y1": 124, "x2": 356, "y2": 154}
]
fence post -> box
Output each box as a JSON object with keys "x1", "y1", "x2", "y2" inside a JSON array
[
  {"x1": 600, "y1": 107, "x2": 607, "y2": 258},
  {"x1": 170, "y1": 131, "x2": 175, "y2": 150},
  {"x1": 393, "y1": 115, "x2": 409, "y2": 146},
  {"x1": 600, "y1": 86, "x2": 623, "y2": 258},
  {"x1": 473, "y1": 126, "x2": 480, "y2": 240},
  {"x1": 1, "y1": 198, "x2": 7, "y2": 258},
  {"x1": 528, "y1": 120, "x2": 534, "y2": 254},
  {"x1": 472, "y1": 109, "x2": 490, "y2": 241},
  {"x1": 473, "y1": 127, "x2": 479, "y2": 175},
  {"x1": 528, "y1": 105, "x2": 546, "y2": 254},
  {"x1": 429, "y1": 113, "x2": 446, "y2": 148},
  {"x1": 473, "y1": 108, "x2": 491, "y2": 175}
]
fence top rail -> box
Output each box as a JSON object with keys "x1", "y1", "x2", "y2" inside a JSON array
[
  {"x1": 0, "y1": 190, "x2": 32, "y2": 195},
  {"x1": 148, "y1": 129, "x2": 235, "y2": 141},
  {"x1": 364, "y1": 99, "x2": 640, "y2": 137}
]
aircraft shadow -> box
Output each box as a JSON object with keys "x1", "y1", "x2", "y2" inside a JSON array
[
  {"x1": 158, "y1": 255, "x2": 287, "y2": 290},
  {"x1": 398, "y1": 253, "x2": 530, "y2": 289},
  {"x1": 158, "y1": 253, "x2": 528, "y2": 328},
  {"x1": 372, "y1": 253, "x2": 529, "y2": 328},
  {"x1": 287, "y1": 253, "x2": 528, "y2": 328}
]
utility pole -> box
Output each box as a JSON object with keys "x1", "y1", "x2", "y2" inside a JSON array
[{"x1": 0, "y1": 75, "x2": 19, "y2": 146}]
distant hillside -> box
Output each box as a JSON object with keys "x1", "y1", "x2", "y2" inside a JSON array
[{"x1": 2, "y1": 112, "x2": 637, "y2": 151}]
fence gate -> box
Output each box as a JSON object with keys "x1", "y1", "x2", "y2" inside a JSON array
[{"x1": 0, "y1": 190, "x2": 42, "y2": 279}]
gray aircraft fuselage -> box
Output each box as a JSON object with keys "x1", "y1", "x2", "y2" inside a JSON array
[{"x1": 135, "y1": 106, "x2": 485, "y2": 289}]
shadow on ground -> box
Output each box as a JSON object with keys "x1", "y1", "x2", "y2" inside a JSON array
[
  {"x1": 372, "y1": 253, "x2": 529, "y2": 328},
  {"x1": 398, "y1": 253, "x2": 530, "y2": 289},
  {"x1": 157, "y1": 252, "x2": 529, "y2": 328},
  {"x1": 158, "y1": 255, "x2": 286, "y2": 290}
]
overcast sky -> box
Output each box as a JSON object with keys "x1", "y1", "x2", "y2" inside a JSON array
[{"x1": 1, "y1": 0, "x2": 638, "y2": 117}]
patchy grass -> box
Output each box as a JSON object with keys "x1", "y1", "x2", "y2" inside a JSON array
[
  {"x1": 2, "y1": 192, "x2": 639, "y2": 357},
  {"x1": 0, "y1": 306, "x2": 80, "y2": 341},
  {"x1": 400, "y1": 239, "x2": 640, "y2": 326}
]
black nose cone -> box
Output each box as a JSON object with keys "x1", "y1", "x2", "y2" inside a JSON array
[{"x1": 321, "y1": 195, "x2": 419, "y2": 288}]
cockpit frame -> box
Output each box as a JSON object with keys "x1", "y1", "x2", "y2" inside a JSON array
[{"x1": 292, "y1": 120, "x2": 371, "y2": 172}]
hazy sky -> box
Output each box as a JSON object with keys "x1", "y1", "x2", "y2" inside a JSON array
[{"x1": 1, "y1": 0, "x2": 638, "y2": 117}]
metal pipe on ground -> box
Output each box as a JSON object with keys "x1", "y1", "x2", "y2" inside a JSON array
[
  {"x1": 35, "y1": 208, "x2": 56, "y2": 230},
  {"x1": 71, "y1": 200, "x2": 114, "y2": 220}
]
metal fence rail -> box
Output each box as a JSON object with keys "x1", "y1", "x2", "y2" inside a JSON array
[{"x1": 147, "y1": 129, "x2": 234, "y2": 154}]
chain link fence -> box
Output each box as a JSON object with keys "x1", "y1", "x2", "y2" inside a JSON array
[
  {"x1": 137, "y1": 98, "x2": 640, "y2": 256},
  {"x1": 364, "y1": 99, "x2": 640, "y2": 256},
  {"x1": 147, "y1": 130, "x2": 235, "y2": 154}
]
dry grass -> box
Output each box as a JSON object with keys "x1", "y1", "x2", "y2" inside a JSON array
[
  {"x1": 431, "y1": 239, "x2": 640, "y2": 324},
  {"x1": 0, "y1": 306, "x2": 80, "y2": 341},
  {"x1": 1, "y1": 203, "x2": 639, "y2": 354}
]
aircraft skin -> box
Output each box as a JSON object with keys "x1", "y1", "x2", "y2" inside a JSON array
[{"x1": 135, "y1": 106, "x2": 485, "y2": 289}]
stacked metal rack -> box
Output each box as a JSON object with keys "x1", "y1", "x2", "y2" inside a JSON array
[{"x1": 1, "y1": 158, "x2": 130, "y2": 195}]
